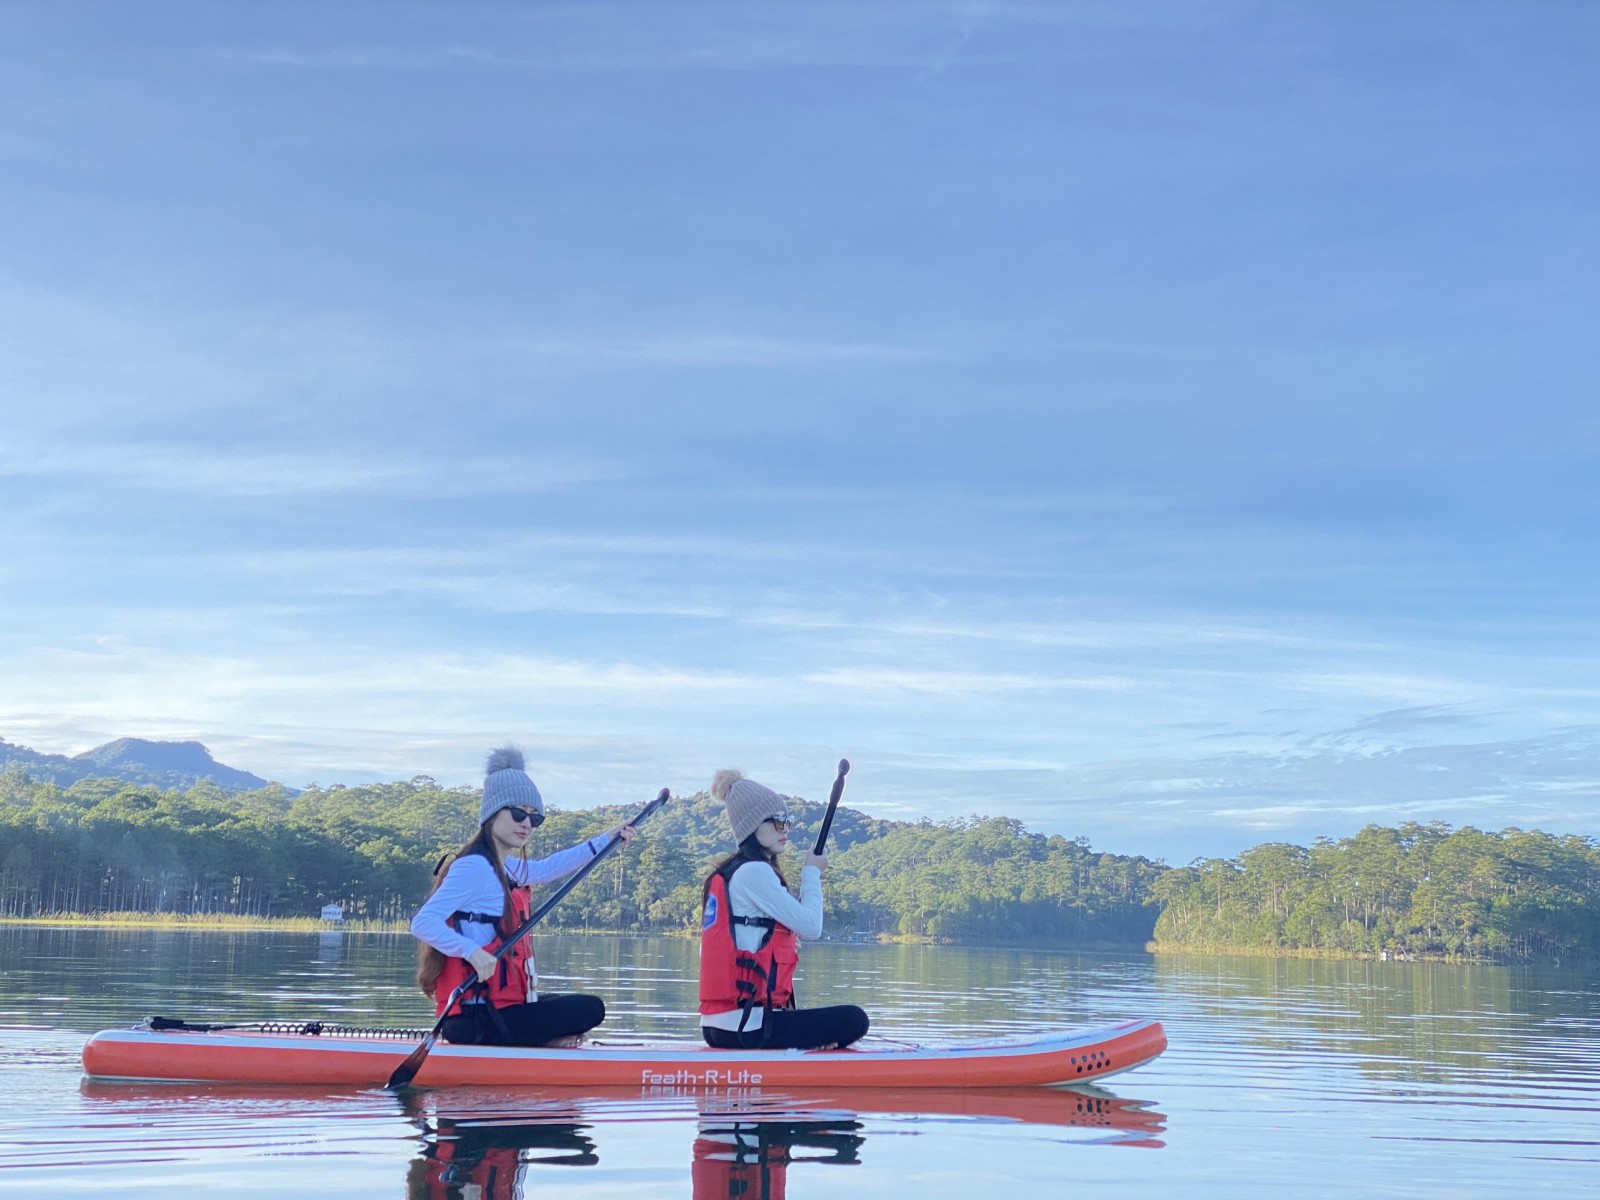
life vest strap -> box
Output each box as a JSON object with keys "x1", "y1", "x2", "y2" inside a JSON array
[{"x1": 433, "y1": 885, "x2": 534, "y2": 1018}]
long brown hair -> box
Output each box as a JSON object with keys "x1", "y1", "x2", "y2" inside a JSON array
[
  {"x1": 415, "y1": 819, "x2": 525, "y2": 997},
  {"x1": 701, "y1": 831, "x2": 788, "y2": 911}
]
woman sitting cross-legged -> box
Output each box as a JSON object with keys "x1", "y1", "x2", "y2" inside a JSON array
[
  {"x1": 412, "y1": 747, "x2": 635, "y2": 1046},
  {"x1": 698, "y1": 769, "x2": 869, "y2": 1051}
]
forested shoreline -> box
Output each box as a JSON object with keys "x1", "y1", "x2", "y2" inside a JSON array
[
  {"x1": 1151, "y1": 823, "x2": 1600, "y2": 962},
  {"x1": 0, "y1": 769, "x2": 1160, "y2": 947},
  {"x1": 3, "y1": 768, "x2": 1597, "y2": 961}
]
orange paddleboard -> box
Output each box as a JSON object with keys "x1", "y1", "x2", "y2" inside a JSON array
[{"x1": 82, "y1": 1019, "x2": 1166, "y2": 1089}]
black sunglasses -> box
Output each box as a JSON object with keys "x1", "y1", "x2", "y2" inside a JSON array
[
  {"x1": 764, "y1": 815, "x2": 793, "y2": 832},
  {"x1": 503, "y1": 806, "x2": 544, "y2": 827}
]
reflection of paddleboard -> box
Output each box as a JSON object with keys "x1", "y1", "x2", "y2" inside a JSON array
[
  {"x1": 82, "y1": 1019, "x2": 1165, "y2": 1088},
  {"x1": 694, "y1": 1085, "x2": 1166, "y2": 1140},
  {"x1": 74, "y1": 1079, "x2": 1162, "y2": 1136}
]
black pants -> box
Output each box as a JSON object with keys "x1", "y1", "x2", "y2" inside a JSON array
[
  {"x1": 441, "y1": 993, "x2": 606, "y2": 1047},
  {"x1": 702, "y1": 1005, "x2": 869, "y2": 1051}
]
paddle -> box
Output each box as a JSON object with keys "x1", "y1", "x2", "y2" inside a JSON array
[
  {"x1": 812, "y1": 759, "x2": 850, "y2": 854},
  {"x1": 385, "y1": 787, "x2": 671, "y2": 1090}
]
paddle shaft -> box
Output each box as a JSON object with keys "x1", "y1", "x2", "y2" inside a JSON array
[
  {"x1": 494, "y1": 787, "x2": 670, "y2": 955},
  {"x1": 386, "y1": 787, "x2": 670, "y2": 1089},
  {"x1": 437, "y1": 786, "x2": 670, "y2": 1008},
  {"x1": 811, "y1": 759, "x2": 850, "y2": 854}
]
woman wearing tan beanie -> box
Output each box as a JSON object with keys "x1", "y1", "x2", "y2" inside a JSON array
[{"x1": 698, "y1": 769, "x2": 869, "y2": 1050}]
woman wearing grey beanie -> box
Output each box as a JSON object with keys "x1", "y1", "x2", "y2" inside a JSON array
[
  {"x1": 698, "y1": 769, "x2": 869, "y2": 1050},
  {"x1": 411, "y1": 747, "x2": 637, "y2": 1046}
]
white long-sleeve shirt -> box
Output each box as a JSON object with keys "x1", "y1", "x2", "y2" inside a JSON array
[
  {"x1": 701, "y1": 860, "x2": 823, "y2": 1032},
  {"x1": 411, "y1": 841, "x2": 604, "y2": 997}
]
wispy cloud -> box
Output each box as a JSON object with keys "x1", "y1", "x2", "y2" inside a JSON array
[
  {"x1": 1332, "y1": 704, "x2": 1491, "y2": 738},
  {"x1": 848, "y1": 724, "x2": 1600, "y2": 857},
  {"x1": 223, "y1": 44, "x2": 972, "y2": 74},
  {"x1": 7, "y1": 0, "x2": 1599, "y2": 860},
  {"x1": 7, "y1": 614, "x2": 1599, "y2": 855},
  {"x1": 215, "y1": 3, "x2": 1006, "y2": 77},
  {"x1": 802, "y1": 667, "x2": 1135, "y2": 696},
  {"x1": 0, "y1": 443, "x2": 623, "y2": 497},
  {"x1": 507, "y1": 333, "x2": 942, "y2": 367},
  {"x1": 213, "y1": 0, "x2": 1260, "y2": 79}
]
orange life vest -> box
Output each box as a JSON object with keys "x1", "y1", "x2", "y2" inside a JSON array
[
  {"x1": 421, "y1": 1118, "x2": 596, "y2": 1199},
  {"x1": 420, "y1": 1139, "x2": 522, "y2": 1200},
  {"x1": 691, "y1": 1135, "x2": 789, "y2": 1200},
  {"x1": 433, "y1": 883, "x2": 535, "y2": 1017},
  {"x1": 698, "y1": 869, "x2": 798, "y2": 1020}
]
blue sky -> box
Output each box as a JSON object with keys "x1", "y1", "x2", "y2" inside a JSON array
[{"x1": 3, "y1": 1, "x2": 1598, "y2": 861}]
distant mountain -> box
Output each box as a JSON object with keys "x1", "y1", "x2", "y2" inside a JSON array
[{"x1": 0, "y1": 736, "x2": 283, "y2": 793}]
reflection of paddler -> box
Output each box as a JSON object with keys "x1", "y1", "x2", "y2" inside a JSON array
[
  {"x1": 408, "y1": 1117, "x2": 598, "y2": 1200},
  {"x1": 692, "y1": 1118, "x2": 865, "y2": 1200}
]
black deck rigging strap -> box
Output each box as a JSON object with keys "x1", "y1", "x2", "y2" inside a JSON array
[{"x1": 146, "y1": 1016, "x2": 430, "y2": 1039}]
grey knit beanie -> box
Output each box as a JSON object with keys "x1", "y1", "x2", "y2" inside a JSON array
[
  {"x1": 712, "y1": 769, "x2": 790, "y2": 844},
  {"x1": 479, "y1": 747, "x2": 544, "y2": 825}
]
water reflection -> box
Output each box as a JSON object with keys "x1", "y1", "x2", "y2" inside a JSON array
[
  {"x1": 396, "y1": 1086, "x2": 1165, "y2": 1200},
  {"x1": 17, "y1": 927, "x2": 1598, "y2": 1194},
  {"x1": 315, "y1": 930, "x2": 346, "y2": 963},
  {"x1": 691, "y1": 1115, "x2": 865, "y2": 1200},
  {"x1": 1151, "y1": 953, "x2": 1600, "y2": 1089},
  {"x1": 409, "y1": 1113, "x2": 599, "y2": 1198},
  {"x1": 63, "y1": 1076, "x2": 1163, "y2": 1199},
  {"x1": 684, "y1": 1086, "x2": 1165, "y2": 1145}
]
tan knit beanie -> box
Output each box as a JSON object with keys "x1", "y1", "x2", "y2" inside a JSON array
[{"x1": 712, "y1": 769, "x2": 790, "y2": 844}]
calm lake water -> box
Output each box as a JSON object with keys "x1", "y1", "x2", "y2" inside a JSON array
[{"x1": 0, "y1": 926, "x2": 1596, "y2": 1197}]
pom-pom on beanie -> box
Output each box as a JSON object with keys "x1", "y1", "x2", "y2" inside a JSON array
[
  {"x1": 712, "y1": 768, "x2": 790, "y2": 844},
  {"x1": 479, "y1": 746, "x2": 544, "y2": 826}
]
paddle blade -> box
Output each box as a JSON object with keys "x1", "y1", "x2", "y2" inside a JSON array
[{"x1": 385, "y1": 1029, "x2": 438, "y2": 1091}]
